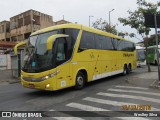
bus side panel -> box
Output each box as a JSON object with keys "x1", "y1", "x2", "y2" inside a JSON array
[
  {"x1": 56, "y1": 62, "x2": 71, "y2": 90},
  {"x1": 148, "y1": 48, "x2": 155, "y2": 63},
  {"x1": 100, "y1": 50, "x2": 112, "y2": 77}
]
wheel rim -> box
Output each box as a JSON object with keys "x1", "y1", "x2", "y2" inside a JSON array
[{"x1": 77, "y1": 76, "x2": 84, "y2": 86}]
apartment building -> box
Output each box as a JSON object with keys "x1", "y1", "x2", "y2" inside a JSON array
[
  {"x1": 10, "y1": 9, "x2": 53, "y2": 42},
  {"x1": 0, "y1": 21, "x2": 10, "y2": 42}
]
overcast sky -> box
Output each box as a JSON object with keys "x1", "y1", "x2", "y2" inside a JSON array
[{"x1": 0, "y1": 0, "x2": 158, "y2": 43}]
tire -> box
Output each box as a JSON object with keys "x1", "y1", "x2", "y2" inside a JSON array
[
  {"x1": 75, "y1": 72, "x2": 85, "y2": 89},
  {"x1": 155, "y1": 60, "x2": 158, "y2": 65},
  {"x1": 127, "y1": 64, "x2": 132, "y2": 74},
  {"x1": 122, "y1": 65, "x2": 127, "y2": 75}
]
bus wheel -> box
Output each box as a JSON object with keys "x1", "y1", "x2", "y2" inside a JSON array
[
  {"x1": 128, "y1": 64, "x2": 132, "y2": 74},
  {"x1": 75, "y1": 72, "x2": 85, "y2": 89},
  {"x1": 122, "y1": 65, "x2": 127, "y2": 75},
  {"x1": 155, "y1": 60, "x2": 158, "y2": 65}
]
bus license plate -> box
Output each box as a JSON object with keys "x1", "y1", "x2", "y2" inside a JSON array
[{"x1": 28, "y1": 84, "x2": 35, "y2": 88}]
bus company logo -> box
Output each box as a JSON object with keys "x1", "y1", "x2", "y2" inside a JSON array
[
  {"x1": 123, "y1": 53, "x2": 134, "y2": 57},
  {"x1": 2, "y1": 112, "x2": 11, "y2": 117}
]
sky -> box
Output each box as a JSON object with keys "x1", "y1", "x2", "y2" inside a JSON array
[{"x1": 0, "y1": 0, "x2": 159, "y2": 43}]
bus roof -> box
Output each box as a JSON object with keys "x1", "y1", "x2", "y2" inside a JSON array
[{"x1": 31, "y1": 23, "x2": 135, "y2": 43}]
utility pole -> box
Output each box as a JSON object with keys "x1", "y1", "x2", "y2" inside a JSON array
[
  {"x1": 89, "y1": 16, "x2": 94, "y2": 27},
  {"x1": 109, "y1": 9, "x2": 115, "y2": 26},
  {"x1": 154, "y1": 14, "x2": 160, "y2": 81}
]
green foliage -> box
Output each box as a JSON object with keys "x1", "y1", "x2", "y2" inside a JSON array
[
  {"x1": 92, "y1": 18, "x2": 117, "y2": 35},
  {"x1": 145, "y1": 35, "x2": 160, "y2": 46},
  {"x1": 118, "y1": 32, "x2": 135, "y2": 38},
  {"x1": 118, "y1": 0, "x2": 160, "y2": 39}
]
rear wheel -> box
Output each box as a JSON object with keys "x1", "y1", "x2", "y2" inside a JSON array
[
  {"x1": 122, "y1": 65, "x2": 127, "y2": 75},
  {"x1": 75, "y1": 72, "x2": 86, "y2": 89},
  {"x1": 155, "y1": 60, "x2": 158, "y2": 65},
  {"x1": 128, "y1": 64, "x2": 132, "y2": 74}
]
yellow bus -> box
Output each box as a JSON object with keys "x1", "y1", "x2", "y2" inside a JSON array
[{"x1": 14, "y1": 24, "x2": 136, "y2": 91}]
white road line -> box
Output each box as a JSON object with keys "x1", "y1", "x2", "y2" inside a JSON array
[
  {"x1": 49, "y1": 109, "x2": 85, "y2": 120},
  {"x1": 108, "y1": 88, "x2": 160, "y2": 97},
  {"x1": 115, "y1": 117, "x2": 150, "y2": 120},
  {"x1": 66, "y1": 102, "x2": 109, "y2": 111},
  {"x1": 83, "y1": 97, "x2": 159, "y2": 111},
  {"x1": 53, "y1": 117, "x2": 85, "y2": 120},
  {"x1": 115, "y1": 86, "x2": 149, "y2": 90},
  {"x1": 97, "y1": 92, "x2": 160, "y2": 104},
  {"x1": 66, "y1": 103, "x2": 150, "y2": 120}
]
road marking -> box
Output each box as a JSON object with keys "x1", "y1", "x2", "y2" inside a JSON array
[
  {"x1": 66, "y1": 102, "x2": 109, "y2": 111},
  {"x1": 115, "y1": 86, "x2": 149, "y2": 90},
  {"x1": 49, "y1": 109, "x2": 84, "y2": 120},
  {"x1": 97, "y1": 92, "x2": 160, "y2": 104},
  {"x1": 53, "y1": 117, "x2": 84, "y2": 120},
  {"x1": 83, "y1": 97, "x2": 159, "y2": 111},
  {"x1": 115, "y1": 117, "x2": 150, "y2": 120},
  {"x1": 108, "y1": 88, "x2": 160, "y2": 97},
  {"x1": 66, "y1": 103, "x2": 150, "y2": 120}
]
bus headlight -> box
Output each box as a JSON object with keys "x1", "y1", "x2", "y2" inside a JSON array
[
  {"x1": 22, "y1": 70, "x2": 60, "y2": 82},
  {"x1": 41, "y1": 70, "x2": 60, "y2": 81},
  {"x1": 46, "y1": 84, "x2": 50, "y2": 88}
]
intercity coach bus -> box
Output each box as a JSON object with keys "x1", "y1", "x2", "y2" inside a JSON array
[
  {"x1": 136, "y1": 46, "x2": 146, "y2": 67},
  {"x1": 147, "y1": 45, "x2": 160, "y2": 65},
  {"x1": 14, "y1": 24, "x2": 136, "y2": 91}
]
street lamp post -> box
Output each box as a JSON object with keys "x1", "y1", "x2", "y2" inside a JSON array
[
  {"x1": 89, "y1": 16, "x2": 94, "y2": 27},
  {"x1": 109, "y1": 9, "x2": 115, "y2": 26}
]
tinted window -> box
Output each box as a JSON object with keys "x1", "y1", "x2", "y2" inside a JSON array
[
  {"x1": 55, "y1": 38, "x2": 68, "y2": 66},
  {"x1": 101, "y1": 37, "x2": 113, "y2": 50},
  {"x1": 79, "y1": 31, "x2": 95, "y2": 49},
  {"x1": 60, "y1": 29, "x2": 79, "y2": 59},
  {"x1": 117, "y1": 40, "x2": 123, "y2": 51},
  {"x1": 111, "y1": 38, "x2": 117, "y2": 50},
  {"x1": 95, "y1": 34, "x2": 103, "y2": 49},
  {"x1": 117, "y1": 40, "x2": 135, "y2": 52}
]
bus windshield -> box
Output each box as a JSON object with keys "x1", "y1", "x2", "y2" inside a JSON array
[
  {"x1": 23, "y1": 31, "x2": 58, "y2": 73},
  {"x1": 22, "y1": 28, "x2": 79, "y2": 73},
  {"x1": 137, "y1": 49, "x2": 146, "y2": 61}
]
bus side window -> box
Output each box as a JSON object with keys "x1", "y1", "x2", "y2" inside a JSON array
[
  {"x1": 55, "y1": 38, "x2": 68, "y2": 66},
  {"x1": 78, "y1": 31, "x2": 95, "y2": 52}
]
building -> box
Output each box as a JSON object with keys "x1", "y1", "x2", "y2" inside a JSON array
[
  {"x1": 0, "y1": 21, "x2": 10, "y2": 42},
  {"x1": 10, "y1": 9, "x2": 53, "y2": 42},
  {"x1": 53, "y1": 19, "x2": 71, "y2": 25}
]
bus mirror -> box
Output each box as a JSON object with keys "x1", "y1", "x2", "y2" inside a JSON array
[
  {"x1": 14, "y1": 40, "x2": 27, "y2": 55},
  {"x1": 47, "y1": 34, "x2": 69, "y2": 50}
]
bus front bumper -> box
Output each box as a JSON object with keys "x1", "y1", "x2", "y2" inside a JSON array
[{"x1": 21, "y1": 78, "x2": 56, "y2": 91}]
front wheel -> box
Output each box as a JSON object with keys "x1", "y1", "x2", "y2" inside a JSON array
[{"x1": 75, "y1": 72, "x2": 85, "y2": 89}]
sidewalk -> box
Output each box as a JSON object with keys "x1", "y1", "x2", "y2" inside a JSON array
[
  {"x1": 127, "y1": 65, "x2": 160, "y2": 89},
  {"x1": 0, "y1": 70, "x2": 20, "y2": 85}
]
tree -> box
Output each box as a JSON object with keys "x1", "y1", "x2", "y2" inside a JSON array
[
  {"x1": 118, "y1": 32, "x2": 135, "y2": 38},
  {"x1": 146, "y1": 35, "x2": 160, "y2": 46},
  {"x1": 92, "y1": 18, "x2": 135, "y2": 39},
  {"x1": 118, "y1": 0, "x2": 160, "y2": 72},
  {"x1": 92, "y1": 18, "x2": 117, "y2": 35}
]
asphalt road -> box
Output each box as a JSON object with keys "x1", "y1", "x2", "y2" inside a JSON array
[{"x1": 0, "y1": 66, "x2": 160, "y2": 120}]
